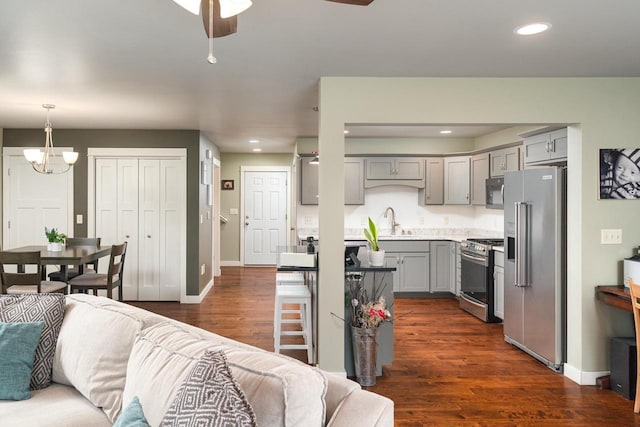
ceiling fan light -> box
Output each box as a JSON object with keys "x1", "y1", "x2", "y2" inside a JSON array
[
  {"x1": 63, "y1": 151, "x2": 79, "y2": 165},
  {"x1": 219, "y1": 0, "x2": 252, "y2": 18},
  {"x1": 172, "y1": 0, "x2": 201, "y2": 14}
]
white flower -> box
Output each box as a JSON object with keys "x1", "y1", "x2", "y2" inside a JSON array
[{"x1": 351, "y1": 299, "x2": 359, "y2": 307}]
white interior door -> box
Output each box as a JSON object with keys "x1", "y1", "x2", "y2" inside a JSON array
[
  {"x1": 243, "y1": 171, "x2": 287, "y2": 265},
  {"x1": 3, "y1": 150, "x2": 73, "y2": 250},
  {"x1": 137, "y1": 160, "x2": 160, "y2": 300},
  {"x1": 158, "y1": 159, "x2": 182, "y2": 300}
]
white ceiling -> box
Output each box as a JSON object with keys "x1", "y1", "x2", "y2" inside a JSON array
[{"x1": 1, "y1": 0, "x2": 640, "y2": 153}]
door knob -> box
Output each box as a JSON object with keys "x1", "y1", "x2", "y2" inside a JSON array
[
  {"x1": 125, "y1": 235, "x2": 130, "y2": 239},
  {"x1": 245, "y1": 222, "x2": 249, "y2": 226},
  {"x1": 147, "y1": 235, "x2": 151, "y2": 238}
]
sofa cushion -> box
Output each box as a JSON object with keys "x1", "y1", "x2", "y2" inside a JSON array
[
  {"x1": 123, "y1": 321, "x2": 327, "y2": 427},
  {"x1": 52, "y1": 295, "x2": 144, "y2": 422},
  {"x1": 0, "y1": 383, "x2": 111, "y2": 427},
  {"x1": 114, "y1": 396, "x2": 150, "y2": 427},
  {"x1": 162, "y1": 350, "x2": 256, "y2": 427},
  {"x1": 0, "y1": 321, "x2": 44, "y2": 400},
  {"x1": 0, "y1": 293, "x2": 65, "y2": 390}
]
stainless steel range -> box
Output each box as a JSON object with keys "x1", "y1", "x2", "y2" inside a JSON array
[{"x1": 459, "y1": 238, "x2": 504, "y2": 323}]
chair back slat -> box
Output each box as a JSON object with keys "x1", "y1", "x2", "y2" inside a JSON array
[{"x1": 108, "y1": 242, "x2": 127, "y2": 285}]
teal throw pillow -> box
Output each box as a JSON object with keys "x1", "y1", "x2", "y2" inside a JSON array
[
  {"x1": 113, "y1": 396, "x2": 151, "y2": 427},
  {"x1": 0, "y1": 321, "x2": 45, "y2": 400}
]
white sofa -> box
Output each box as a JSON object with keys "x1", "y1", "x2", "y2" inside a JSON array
[{"x1": 0, "y1": 294, "x2": 393, "y2": 426}]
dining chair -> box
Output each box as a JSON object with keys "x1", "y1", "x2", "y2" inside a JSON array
[
  {"x1": 48, "y1": 237, "x2": 102, "y2": 282},
  {"x1": 69, "y1": 242, "x2": 127, "y2": 301},
  {"x1": 0, "y1": 251, "x2": 68, "y2": 294},
  {"x1": 628, "y1": 277, "x2": 640, "y2": 413}
]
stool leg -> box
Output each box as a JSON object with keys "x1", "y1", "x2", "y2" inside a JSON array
[
  {"x1": 274, "y1": 294, "x2": 282, "y2": 354},
  {"x1": 304, "y1": 299, "x2": 314, "y2": 364}
]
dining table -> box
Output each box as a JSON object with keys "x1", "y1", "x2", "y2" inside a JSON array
[{"x1": 5, "y1": 245, "x2": 112, "y2": 282}]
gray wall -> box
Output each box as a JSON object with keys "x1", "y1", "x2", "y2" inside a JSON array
[{"x1": 3, "y1": 129, "x2": 204, "y2": 296}]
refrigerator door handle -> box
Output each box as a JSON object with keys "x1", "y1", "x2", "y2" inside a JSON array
[{"x1": 515, "y1": 201, "x2": 530, "y2": 287}]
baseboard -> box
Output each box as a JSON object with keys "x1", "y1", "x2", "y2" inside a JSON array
[
  {"x1": 180, "y1": 278, "x2": 214, "y2": 304},
  {"x1": 564, "y1": 363, "x2": 610, "y2": 385},
  {"x1": 221, "y1": 260, "x2": 241, "y2": 267}
]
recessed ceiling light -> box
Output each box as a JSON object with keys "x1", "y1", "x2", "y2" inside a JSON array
[
  {"x1": 515, "y1": 22, "x2": 551, "y2": 36},
  {"x1": 252, "y1": 148, "x2": 262, "y2": 152},
  {"x1": 344, "y1": 130, "x2": 349, "y2": 134},
  {"x1": 440, "y1": 130, "x2": 452, "y2": 134},
  {"x1": 249, "y1": 139, "x2": 260, "y2": 144}
]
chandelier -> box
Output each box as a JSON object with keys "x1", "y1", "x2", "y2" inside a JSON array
[{"x1": 23, "y1": 104, "x2": 78, "y2": 175}]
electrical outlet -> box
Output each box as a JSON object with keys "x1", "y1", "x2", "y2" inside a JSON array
[
  {"x1": 443, "y1": 216, "x2": 449, "y2": 225},
  {"x1": 419, "y1": 216, "x2": 425, "y2": 225},
  {"x1": 304, "y1": 216, "x2": 312, "y2": 225},
  {"x1": 600, "y1": 229, "x2": 622, "y2": 244},
  {"x1": 200, "y1": 214, "x2": 203, "y2": 224}
]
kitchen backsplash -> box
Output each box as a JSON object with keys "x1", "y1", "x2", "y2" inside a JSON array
[{"x1": 297, "y1": 185, "x2": 504, "y2": 234}]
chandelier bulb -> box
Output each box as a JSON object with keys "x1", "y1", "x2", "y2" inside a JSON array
[{"x1": 207, "y1": 54, "x2": 217, "y2": 64}]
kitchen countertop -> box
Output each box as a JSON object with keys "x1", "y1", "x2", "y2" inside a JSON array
[{"x1": 298, "y1": 228, "x2": 503, "y2": 244}]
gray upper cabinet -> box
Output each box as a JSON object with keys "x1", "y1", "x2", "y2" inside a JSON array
[
  {"x1": 470, "y1": 153, "x2": 489, "y2": 205},
  {"x1": 489, "y1": 146, "x2": 520, "y2": 177},
  {"x1": 444, "y1": 156, "x2": 470, "y2": 205},
  {"x1": 419, "y1": 157, "x2": 444, "y2": 205},
  {"x1": 523, "y1": 128, "x2": 567, "y2": 165},
  {"x1": 364, "y1": 157, "x2": 425, "y2": 188},
  {"x1": 299, "y1": 157, "x2": 364, "y2": 205}
]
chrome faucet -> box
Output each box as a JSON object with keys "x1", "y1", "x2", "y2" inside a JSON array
[{"x1": 383, "y1": 207, "x2": 400, "y2": 235}]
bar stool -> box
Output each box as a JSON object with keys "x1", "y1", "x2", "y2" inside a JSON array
[{"x1": 274, "y1": 273, "x2": 314, "y2": 364}]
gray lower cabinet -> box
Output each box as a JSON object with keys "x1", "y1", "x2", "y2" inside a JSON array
[
  {"x1": 455, "y1": 242, "x2": 461, "y2": 296},
  {"x1": 419, "y1": 157, "x2": 444, "y2": 205},
  {"x1": 470, "y1": 153, "x2": 489, "y2": 206},
  {"x1": 299, "y1": 157, "x2": 364, "y2": 205},
  {"x1": 493, "y1": 250, "x2": 504, "y2": 320},
  {"x1": 490, "y1": 146, "x2": 520, "y2": 177},
  {"x1": 430, "y1": 241, "x2": 454, "y2": 292},
  {"x1": 444, "y1": 156, "x2": 470, "y2": 205},
  {"x1": 523, "y1": 128, "x2": 567, "y2": 165},
  {"x1": 379, "y1": 240, "x2": 430, "y2": 293}
]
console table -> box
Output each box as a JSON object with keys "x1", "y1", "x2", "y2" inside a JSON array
[{"x1": 596, "y1": 285, "x2": 632, "y2": 313}]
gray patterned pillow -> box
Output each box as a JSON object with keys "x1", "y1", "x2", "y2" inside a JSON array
[
  {"x1": 0, "y1": 293, "x2": 66, "y2": 390},
  {"x1": 162, "y1": 350, "x2": 257, "y2": 427}
]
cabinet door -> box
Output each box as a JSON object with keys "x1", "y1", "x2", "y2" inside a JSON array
[
  {"x1": 494, "y1": 265, "x2": 504, "y2": 320},
  {"x1": 429, "y1": 242, "x2": 451, "y2": 292},
  {"x1": 300, "y1": 157, "x2": 319, "y2": 205},
  {"x1": 158, "y1": 159, "x2": 183, "y2": 301},
  {"x1": 423, "y1": 158, "x2": 444, "y2": 205},
  {"x1": 490, "y1": 150, "x2": 506, "y2": 177},
  {"x1": 138, "y1": 160, "x2": 161, "y2": 301},
  {"x1": 344, "y1": 158, "x2": 364, "y2": 205},
  {"x1": 394, "y1": 158, "x2": 424, "y2": 180},
  {"x1": 398, "y1": 252, "x2": 430, "y2": 292},
  {"x1": 503, "y1": 146, "x2": 520, "y2": 173},
  {"x1": 365, "y1": 158, "x2": 395, "y2": 179},
  {"x1": 549, "y1": 129, "x2": 568, "y2": 161},
  {"x1": 384, "y1": 252, "x2": 400, "y2": 292},
  {"x1": 455, "y1": 243, "x2": 461, "y2": 296},
  {"x1": 444, "y1": 156, "x2": 470, "y2": 205},
  {"x1": 470, "y1": 153, "x2": 489, "y2": 205},
  {"x1": 523, "y1": 133, "x2": 550, "y2": 164}
]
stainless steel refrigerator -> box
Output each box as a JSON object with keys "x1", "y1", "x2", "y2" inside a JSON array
[{"x1": 503, "y1": 167, "x2": 566, "y2": 372}]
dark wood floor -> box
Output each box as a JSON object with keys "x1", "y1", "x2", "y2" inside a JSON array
[{"x1": 131, "y1": 266, "x2": 640, "y2": 426}]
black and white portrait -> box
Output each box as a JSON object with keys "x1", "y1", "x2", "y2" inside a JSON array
[{"x1": 599, "y1": 148, "x2": 640, "y2": 199}]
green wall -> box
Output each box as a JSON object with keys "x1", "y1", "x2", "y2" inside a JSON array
[
  {"x1": 316, "y1": 77, "x2": 640, "y2": 380},
  {"x1": 219, "y1": 153, "x2": 294, "y2": 262},
  {"x1": 3, "y1": 129, "x2": 206, "y2": 297}
]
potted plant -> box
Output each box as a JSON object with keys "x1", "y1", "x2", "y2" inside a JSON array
[
  {"x1": 364, "y1": 217, "x2": 385, "y2": 266},
  {"x1": 45, "y1": 227, "x2": 67, "y2": 251}
]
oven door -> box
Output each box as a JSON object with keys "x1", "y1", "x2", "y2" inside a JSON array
[{"x1": 460, "y1": 250, "x2": 488, "y2": 304}]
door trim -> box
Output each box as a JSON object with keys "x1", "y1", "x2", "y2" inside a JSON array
[
  {"x1": 2, "y1": 146, "x2": 75, "y2": 247},
  {"x1": 240, "y1": 166, "x2": 291, "y2": 266},
  {"x1": 86, "y1": 148, "x2": 188, "y2": 302}
]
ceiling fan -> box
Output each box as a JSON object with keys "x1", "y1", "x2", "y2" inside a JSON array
[{"x1": 171, "y1": 0, "x2": 373, "y2": 63}]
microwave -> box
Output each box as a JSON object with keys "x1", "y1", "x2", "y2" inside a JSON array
[{"x1": 485, "y1": 177, "x2": 504, "y2": 209}]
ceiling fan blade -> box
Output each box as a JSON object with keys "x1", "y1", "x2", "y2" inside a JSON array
[
  {"x1": 202, "y1": 0, "x2": 238, "y2": 38},
  {"x1": 325, "y1": 0, "x2": 374, "y2": 5}
]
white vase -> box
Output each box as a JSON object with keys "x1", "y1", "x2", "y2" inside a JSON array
[
  {"x1": 47, "y1": 242, "x2": 64, "y2": 251},
  {"x1": 368, "y1": 249, "x2": 385, "y2": 267}
]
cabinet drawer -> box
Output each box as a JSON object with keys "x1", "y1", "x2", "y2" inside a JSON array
[{"x1": 379, "y1": 240, "x2": 430, "y2": 253}]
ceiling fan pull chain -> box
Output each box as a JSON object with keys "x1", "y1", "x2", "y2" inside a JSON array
[{"x1": 207, "y1": 0, "x2": 217, "y2": 64}]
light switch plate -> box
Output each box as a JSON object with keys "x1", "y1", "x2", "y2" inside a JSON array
[
  {"x1": 601, "y1": 229, "x2": 622, "y2": 244},
  {"x1": 229, "y1": 208, "x2": 239, "y2": 215},
  {"x1": 76, "y1": 214, "x2": 83, "y2": 225}
]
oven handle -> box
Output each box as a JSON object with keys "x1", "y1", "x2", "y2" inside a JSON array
[{"x1": 461, "y1": 251, "x2": 489, "y2": 267}]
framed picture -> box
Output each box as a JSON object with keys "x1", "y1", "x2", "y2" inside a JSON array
[
  {"x1": 599, "y1": 148, "x2": 640, "y2": 199},
  {"x1": 222, "y1": 179, "x2": 234, "y2": 190}
]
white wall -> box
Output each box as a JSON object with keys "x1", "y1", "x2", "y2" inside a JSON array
[{"x1": 316, "y1": 77, "x2": 640, "y2": 382}]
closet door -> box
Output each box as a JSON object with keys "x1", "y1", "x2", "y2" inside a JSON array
[
  {"x1": 118, "y1": 159, "x2": 140, "y2": 300},
  {"x1": 159, "y1": 159, "x2": 182, "y2": 301},
  {"x1": 137, "y1": 160, "x2": 160, "y2": 301}
]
